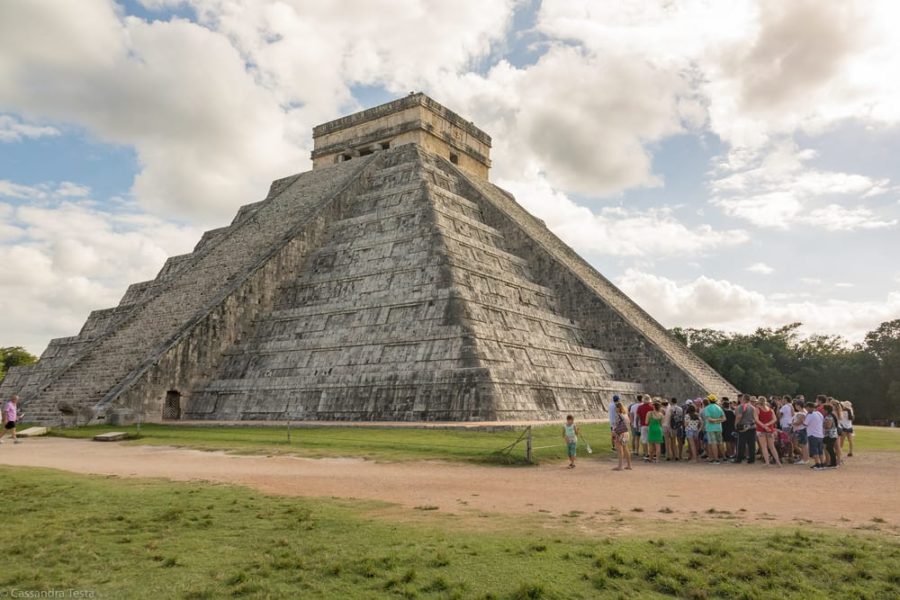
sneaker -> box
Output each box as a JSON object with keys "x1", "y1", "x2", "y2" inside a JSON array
[
  {"x1": 847, "y1": 452, "x2": 853, "y2": 457},
  {"x1": 795, "y1": 460, "x2": 807, "y2": 465},
  {"x1": 809, "y1": 464, "x2": 818, "y2": 469}
]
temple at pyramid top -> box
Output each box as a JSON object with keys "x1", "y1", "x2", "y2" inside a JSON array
[
  {"x1": 2, "y1": 93, "x2": 737, "y2": 426},
  {"x1": 311, "y1": 92, "x2": 492, "y2": 179}
]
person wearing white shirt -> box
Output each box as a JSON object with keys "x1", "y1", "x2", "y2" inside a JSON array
[
  {"x1": 804, "y1": 402, "x2": 826, "y2": 470},
  {"x1": 778, "y1": 396, "x2": 793, "y2": 432}
]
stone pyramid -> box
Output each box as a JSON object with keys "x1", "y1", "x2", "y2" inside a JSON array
[{"x1": 3, "y1": 94, "x2": 737, "y2": 424}]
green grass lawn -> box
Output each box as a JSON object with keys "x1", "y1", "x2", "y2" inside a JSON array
[
  {"x1": 2, "y1": 467, "x2": 897, "y2": 599},
  {"x1": 46, "y1": 423, "x2": 900, "y2": 464},
  {"x1": 47, "y1": 422, "x2": 617, "y2": 464},
  {"x1": 851, "y1": 425, "x2": 900, "y2": 452}
]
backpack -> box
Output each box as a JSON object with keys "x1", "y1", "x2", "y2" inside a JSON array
[{"x1": 670, "y1": 406, "x2": 684, "y2": 429}]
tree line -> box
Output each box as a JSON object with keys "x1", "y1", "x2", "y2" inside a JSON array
[
  {"x1": 672, "y1": 319, "x2": 900, "y2": 424},
  {"x1": 2, "y1": 318, "x2": 899, "y2": 423}
]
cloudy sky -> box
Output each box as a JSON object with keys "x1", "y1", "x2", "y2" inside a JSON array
[{"x1": 1, "y1": 0, "x2": 899, "y2": 355}]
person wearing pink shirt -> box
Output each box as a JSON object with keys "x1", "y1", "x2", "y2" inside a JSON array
[{"x1": 0, "y1": 395, "x2": 21, "y2": 444}]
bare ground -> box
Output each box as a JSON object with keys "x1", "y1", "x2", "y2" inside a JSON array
[{"x1": 2, "y1": 438, "x2": 897, "y2": 535}]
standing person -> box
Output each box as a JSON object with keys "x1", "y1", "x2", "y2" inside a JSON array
[
  {"x1": 612, "y1": 402, "x2": 633, "y2": 471},
  {"x1": 733, "y1": 394, "x2": 758, "y2": 464},
  {"x1": 662, "y1": 398, "x2": 674, "y2": 460},
  {"x1": 829, "y1": 400, "x2": 844, "y2": 465},
  {"x1": 779, "y1": 396, "x2": 794, "y2": 435},
  {"x1": 791, "y1": 400, "x2": 809, "y2": 464},
  {"x1": 839, "y1": 401, "x2": 854, "y2": 457},
  {"x1": 702, "y1": 395, "x2": 725, "y2": 464},
  {"x1": 815, "y1": 395, "x2": 827, "y2": 416},
  {"x1": 666, "y1": 398, "x2": 684, "y2": 461},
  {"x1": 683, "y1": 404, "x2": 701, "y2": 462},
  {"x1": 0, "y1": 395, "x2": 21, "y2": 444},
  {"x1": 647, "y1": 401, "x2": 664, "y2": 463},
  {"x1": 722, "y1": 399, "x2": 736, "y2": 459},
  {"x1": 804, "y1": 402, "x2": 826, "y2": 470},
  {"x1": 629, "y1": 396, "x2": 642, "y2": 456},
  {"x1": 698, "y1": 398, "x2": 709, "y2": 459},
  {"x1": 823, "y1": 405, "x2": 839, "y2": 469},
  {"x1": 755, "y1": 398, "x2": 781, "y2": 466},
  {"x1": 609, "y1": 395, "x2": 621, "y2": 452},
  {"x1": 562, "y1": 415, "x2": 580, "y2": 469},
  {"x1": 637, "y1": 396, "x2": 654, "y2": 462},
  {"x1": 659, "y1": 399, "x2": 669, "y2": 458}
]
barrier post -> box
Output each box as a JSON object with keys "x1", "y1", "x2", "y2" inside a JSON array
[{"x1": 526, "y1": 426, "x2": 533, "y2": 464}]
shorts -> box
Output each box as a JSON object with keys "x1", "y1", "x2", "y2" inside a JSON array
[
  {"x1": 3, "y1": 421, "x2": 15, "y2": 430},
  {"x1": 685, "y1": 430, "x2": 698, "y2": 439},
  {"x1": 640, "y1": 426, "x2": 649, "y2": 444},
  {"x1": 616, "y1": 431, "x2": 631, "y2": 446},
  {"x1": 566, "y1": 441, "x2": 577, "y2": 457},
  {"x1": 782, "y1": 425, "x2": 793, "y2": 434},
  {"x1": 757, "y1": 431, "x2": 774, "y2": 439},
  {"x1": 706, "y1": 431, "x2": 723, "y2": 444},
  {"x1": 841, "y1": 427, "x2": 854, "y2": 435},
  {"x1": 794, "y1": 430, "x2": 808, "y2": 445},
  {"x1": 808, "y1": 436, "x2": 824, "y2": 456}
]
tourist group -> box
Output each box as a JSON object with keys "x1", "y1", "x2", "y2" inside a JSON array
[{"x1": 563, "y1": 394, "x2": 854, "y2": 471}]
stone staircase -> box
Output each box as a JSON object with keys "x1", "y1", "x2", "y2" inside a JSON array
[{"x1": 19, "y1": 158, "x2": 376, "y2": 424}]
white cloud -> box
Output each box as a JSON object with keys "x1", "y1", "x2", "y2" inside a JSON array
[
  {"x1": 496, "y1": 174, "x2": 748, "y2": 258},
  {"x1": 711, "y1": 141, "x2": 896, "y2": 230},
  {"x1": 747, "y1": 262, "x2": 774, "y2": 275},
  {"x1": 0, "y1": 180, "x2": 93, "y2": 201},
  {"x1": 0, "y1": 0, "x2": 515, "y2": 223},
  {"x1": 0, "y1": 114, "x2": 60, "y2": 142},
  {"x1": 55, "y1": 182, "x2": 91, "y2": 198},
  {"x1": 0, "y1": 180, "x2": 46, "y2": 200},
  {"x1": 618, "y1": 268, "x2": 900, "y2": 342},
  {"x1": 0, "y1": 182, "x2": 202, "y2": 354},
  {"x1": 438, "y1": 43, "x2": 689, "y2": 198},
  {"x1": 804, "y1": 204, "x2": 896, "y2": 231}
]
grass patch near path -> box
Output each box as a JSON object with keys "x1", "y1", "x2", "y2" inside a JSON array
[
  {"x1": 851, "y1": 426, "x2": 900, "y2": 452},
  {"x1": 47, "y1": 423, "x2": 900, "y2": 464},
  {"x1": 47, "y1": 422, "x2": 619, "y2": 464},
  {"x1": 3, "y1": 467, "x2": 899, "y2": 599}
]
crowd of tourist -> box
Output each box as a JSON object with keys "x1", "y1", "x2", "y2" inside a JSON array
[{"x1": 564, "y1": 393, "x2": 855, "y2": 471}]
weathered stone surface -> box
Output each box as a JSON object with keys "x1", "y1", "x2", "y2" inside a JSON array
[
  {"x1": 93, "y1": 432, "x2": 129, "y2": 442},
  {"x1": 1, "y1": 95, "x2": 737, "y2": 425},
  {"x1": 16, "y1": 427, "x2": 48, "y2": 437}
]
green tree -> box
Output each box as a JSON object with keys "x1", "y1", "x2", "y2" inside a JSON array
[
  {"x1": 864, "y1": 319, "x2": 900, "y2": 421},
  {"x1": 0, "y1": 346, "x2": 38, "y2": 383}
]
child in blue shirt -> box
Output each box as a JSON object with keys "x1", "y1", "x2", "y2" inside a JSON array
[{"x1": 563, "y1": 415, "x2": 580, "y2": 469}]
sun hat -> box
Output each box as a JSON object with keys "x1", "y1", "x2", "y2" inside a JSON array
[{"x1": 707, "y1": 394, "x2": 718, "y2": 402}]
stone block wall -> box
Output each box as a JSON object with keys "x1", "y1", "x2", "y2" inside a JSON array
[{"x1": 444, "y1": 159, "x2": 738, "y2": 401}]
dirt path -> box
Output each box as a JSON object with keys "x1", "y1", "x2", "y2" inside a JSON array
[{"x1": 2, "y1": 438, "x2": 897, "y2": 533}]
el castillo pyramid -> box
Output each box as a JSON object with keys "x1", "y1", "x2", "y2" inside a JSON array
[{"x1": 2, "y1": 94, "x2": 737, "y2": 425}]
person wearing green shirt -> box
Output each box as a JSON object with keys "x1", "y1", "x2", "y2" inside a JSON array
[{"x1": 702, "y1": 395, "x2": 725, "y2": 464}]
